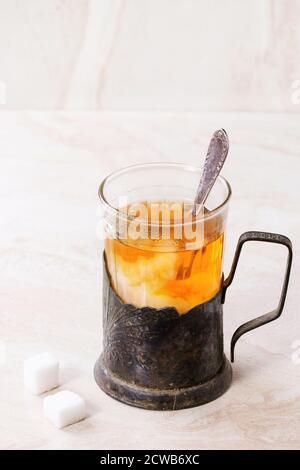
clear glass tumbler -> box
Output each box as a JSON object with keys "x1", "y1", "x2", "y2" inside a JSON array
[{"x1": 99, "y1": 162, "x2": 231, "y2": 314}]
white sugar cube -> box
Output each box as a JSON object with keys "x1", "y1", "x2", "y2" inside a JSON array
[
  {"x1": 43, "y1": 391, "x2": 86, "y2": 429},
  {"x1": 24, "y1": 352, "x2": 59, "y2": 395}
]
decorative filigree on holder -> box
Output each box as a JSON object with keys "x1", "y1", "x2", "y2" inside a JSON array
[{"x1": 94, "y1": 255, "x2": 232, "y2": 410}]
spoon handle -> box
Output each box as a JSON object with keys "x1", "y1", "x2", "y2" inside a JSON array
[{"x1": 193, "y1": 129, "x2": 229, "y2": 215}]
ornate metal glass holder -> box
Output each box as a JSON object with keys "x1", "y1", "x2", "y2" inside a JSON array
[
  {"x1": 95, "y1": 232, "x2": 292, "y2": 410},
  {"x1": 94, "y1": 163, "x2": 292, "y2": 410}
]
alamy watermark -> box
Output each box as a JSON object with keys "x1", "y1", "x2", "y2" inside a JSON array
[
  {"x1": 96, "y1": 198, "x2": 205, "y2": 245},
  {"x1": 291, "y1": 339, "x2": 300, "y2": 365},
  {"x1": 291, "y1": 79, "x2": 300, "y2": 105}
]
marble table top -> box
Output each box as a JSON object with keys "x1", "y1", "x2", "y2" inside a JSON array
[{"x1": 0, "y1": 111, "x2": 299, "y2": 450}]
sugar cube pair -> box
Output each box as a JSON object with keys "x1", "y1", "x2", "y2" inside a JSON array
[{"x1": 24, "y1": 352, "x2": 86, "y2": 428}]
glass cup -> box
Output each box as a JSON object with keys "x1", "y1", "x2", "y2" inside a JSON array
[{"x1": 99, "y1": 162, "x2": 231, "y2": 314}]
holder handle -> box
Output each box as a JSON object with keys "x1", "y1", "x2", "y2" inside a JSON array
[{"x1": 221, "y1": 231, "x2": 293, "y2": 362}]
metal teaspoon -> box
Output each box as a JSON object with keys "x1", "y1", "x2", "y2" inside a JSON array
[{"x1": 193, "y1": 128, "x2": 229, "y2": 215}]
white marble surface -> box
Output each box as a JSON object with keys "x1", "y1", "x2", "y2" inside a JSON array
[
  {"x1": 0, "y1": 111, "x2": 300, "y2": 449},
  {"x1": 0, "y1": 0, "x2": 300, "y2": 111}
]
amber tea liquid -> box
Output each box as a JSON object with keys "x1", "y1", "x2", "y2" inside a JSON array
[{"x1": 105, "y1": 201, "x2": 225, "y2": 314}]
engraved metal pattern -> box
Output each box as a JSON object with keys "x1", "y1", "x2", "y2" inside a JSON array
[
  {"x1": 193, "y1": 128, "x2": 229, "y2": 214},
  {"x1": 101, "y1": 256, "x2": 224, "y2": 389},
  {"x1": 94, "y1": 255, "x2": 232, "y2": 410}
]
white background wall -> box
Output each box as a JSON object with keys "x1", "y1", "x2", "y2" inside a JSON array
[{"x1": 0, "y1": 0, "x2": 300, "y2": 111}]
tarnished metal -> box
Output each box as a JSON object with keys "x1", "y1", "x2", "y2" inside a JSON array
[
  {"x1": 94, "y1": 256, "x2": 232, "y2": 410},
  {"x1": 95, "y1": 230, "x2": 292, "y2": 410}
]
